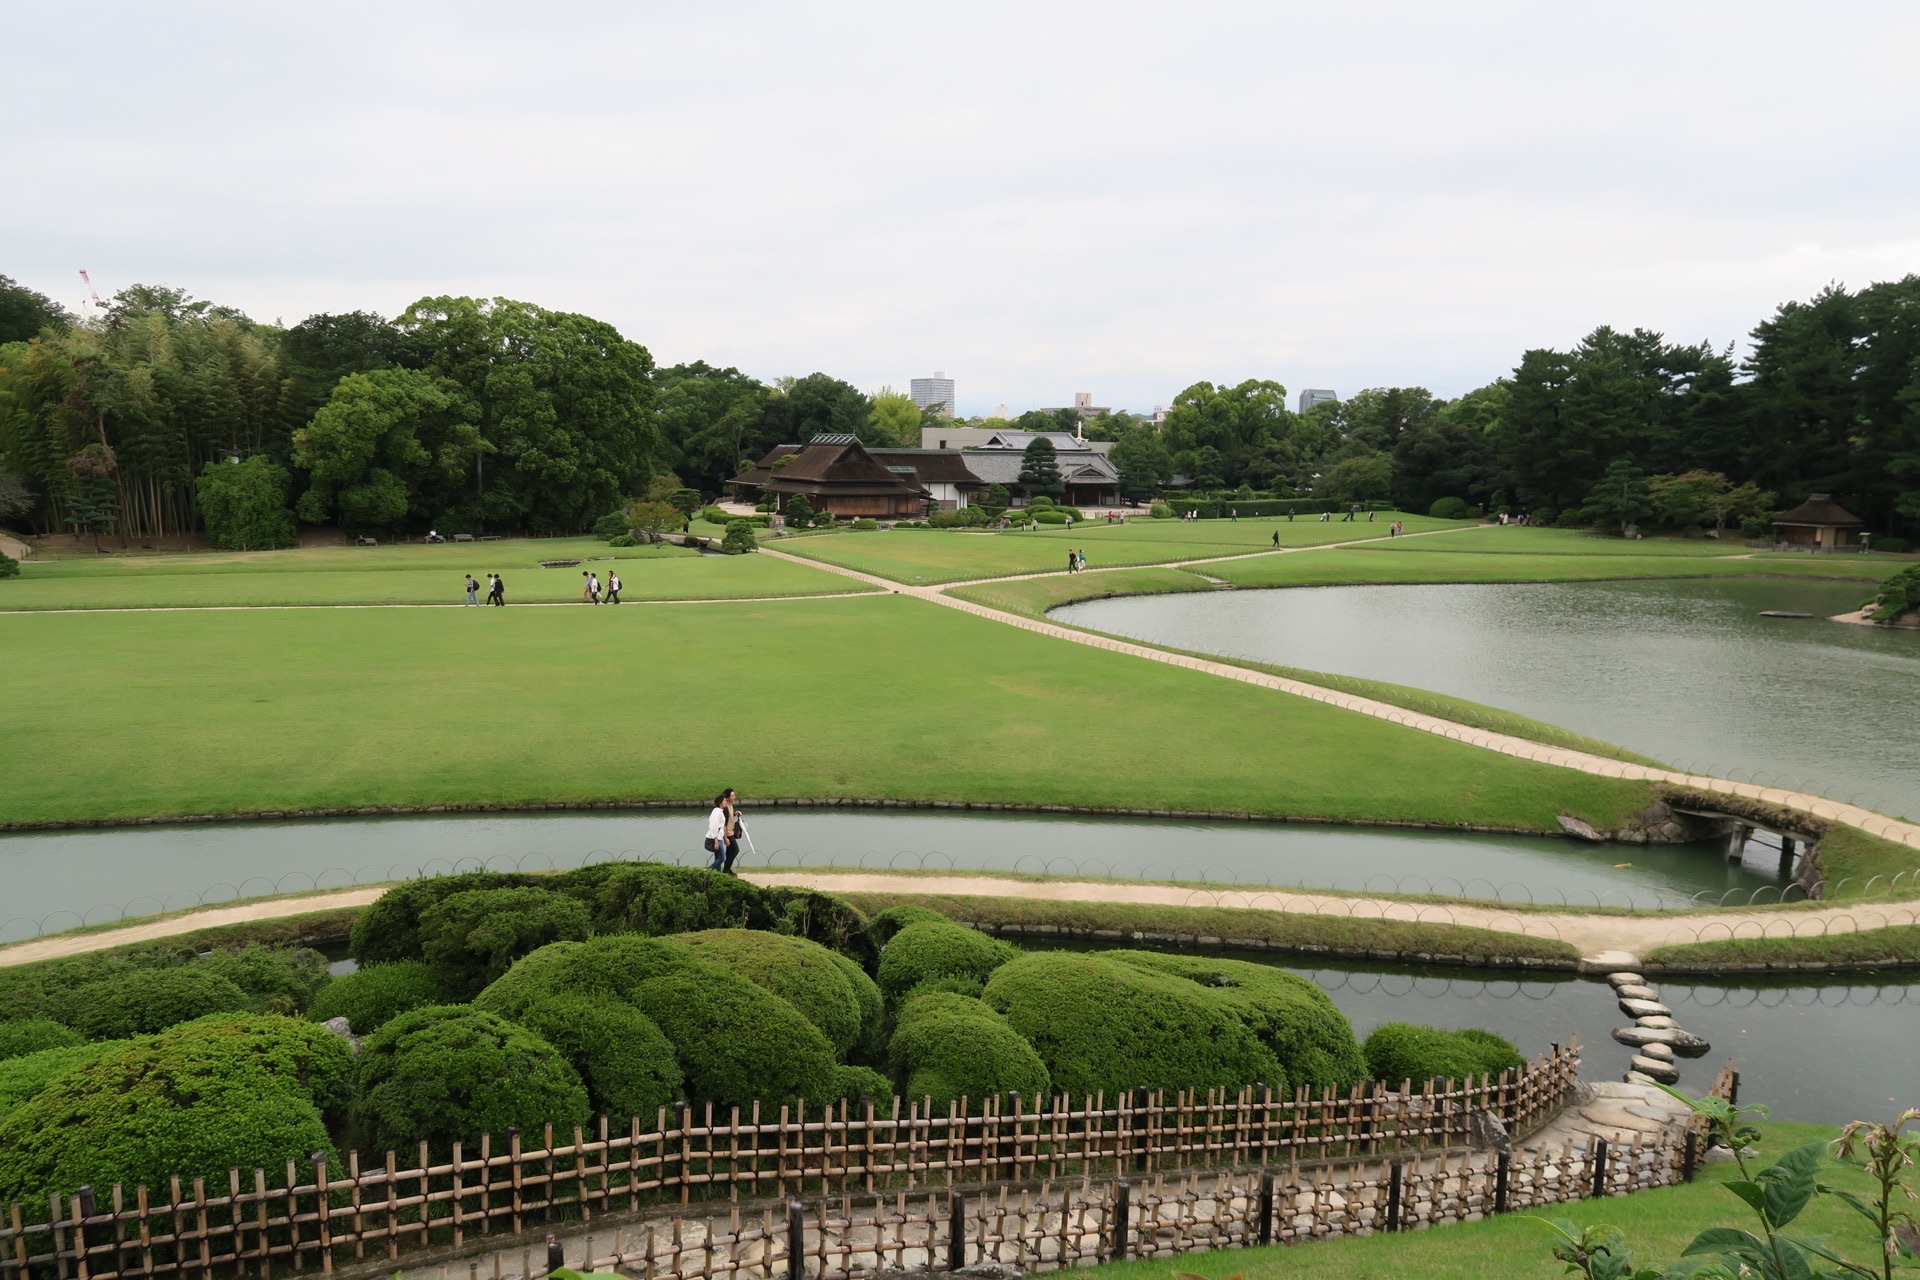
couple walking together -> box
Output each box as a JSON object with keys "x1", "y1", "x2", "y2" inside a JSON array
[
  {"x1": 705, "y1": 789, "x2": 748, "y2": 873},
  {"x1": 1064, "y1": 548, "x2": 1087, "y2": 573},
  {"x1": 581, "y1": 570, "x2": 622, "y2": 604},
  {"x1": 464, "y1": 574, "x2": 507, "y2": 605}
]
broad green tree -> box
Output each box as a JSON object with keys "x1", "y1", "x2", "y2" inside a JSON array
[
  {"x1": 868, "y1": 387, "x2": 922, "y2": 447},
  {"x1": 293, "y1": 369, "x2": 479, "y2": 532},
  {"x1": 196, "y1": 456, "x2": 297, "y2": 549},
  {"x1": 0, "y1": 276, "x2": 69, "y2": 344},
  {"x1": 1585, "y1": 457, "x2": 1654, "y2": 535}
]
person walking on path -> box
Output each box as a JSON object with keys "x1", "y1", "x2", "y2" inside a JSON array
[
  {"x1": 590, "y1": 572, "x2": 602, "y2": 603},
  {"x1": 464, "y1": 574, "x2": 479, "y2": 606},
  {"x1": 581, "y1": 571, "x2": 594, "y2": 603},
  {"x1": 1230, "y1": 507, "x2": 1237, "y2": 521},
  {"x1": 487, "y1": 573, "x2": 505, "y2": 605},
  {"x1": 704, "y1": 790, "x2": 734, "y2": 870},
  {"x1": 1271, "y1": 530, "x2": 1280, "y2": 547},
  {"x1": 723, "y1": 805, "x2": 745, "y2": 874},
  {"x1": 1076, "y1": 548, "x2": 1087, "y2": 572},
  {"x1": 1066, "y1": 550, "x2": 1077, "y2": 573},
  {"x1": 606, "y1": 570, "x2": 622, "y2": 604}
]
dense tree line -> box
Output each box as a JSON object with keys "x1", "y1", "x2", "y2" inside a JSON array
[{"x1": 3, "y1": 271, "x2": 1917, "y2": 542}]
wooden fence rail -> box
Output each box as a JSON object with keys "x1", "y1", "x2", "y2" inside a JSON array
[{"x1": 1, "y1": 1044, "x2": 1583, "y2": 1280}]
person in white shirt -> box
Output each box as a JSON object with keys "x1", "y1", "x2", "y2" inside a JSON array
[
  {"x1": 704, "y1": 790, "x2": 734, "y2": 870},
  {"x1": 606, "y1": 571, "x2": 622, "y2": 604}
]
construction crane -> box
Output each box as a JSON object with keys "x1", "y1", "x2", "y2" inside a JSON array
[{"x1": 77, "y1": 269, "x2": 106, "y2": 310}]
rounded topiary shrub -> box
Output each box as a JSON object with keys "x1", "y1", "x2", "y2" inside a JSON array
[
  {"x1": 559, "y1": 864, "x2": 766, "y2": 937},
  {"x1": 350, "y1": 872, "x2": 544, "y2": 964},
  {"x1": 666, "y1": 930, "x2": 879, "y2": 1057},
  {"x1": 477, "y1": 937, "x2": 839, "y2": 1109},
  {"x1": 307, "y1": 962, "x2": 453, "y2": 1035},
  {"x1": 1362, "y1": 1023, "x2": 1525, "y2": 1086},
  {"x1": 1428, "y1": 496, "x2": 1471, "y2": 520},
  {"x1": 1106, "y1": 953, "x2": 1365, "y2": 1092},
  {"x1": 470, "y1": 983, "x2": 681, "y2": 1123},
  {"x1": 71, "y1": 966, "x2": 254, "y2": 1040},
  {"x1": 353, "y1": 1006, "x2": 591, "y2": 1153},
  {"x1": 759, "y1": 887, "x2": 877, "y2": 970},
  {"x1": 867, "y1": 904, "x2": 949, "y2": 948},
  {"x1": 0, "y1": 1014, "x2": 351, "y2": 1204},
  {"x1": 876, "y1": 923, "x2": 1019, "y2": 1002},
  {"x1": 199, "y1": 945, "x2": 332, "y2": 1013},
  {"x1": 983, "y1": 952, "x2": 1280, "y2": 1098},
  {"x1": 418, "y1": 887, "x2": 593, "y2": 995},
  {"x1": 0, "y1": 1018, "x2": 83, "y2": 1060},
  {"x1": 829, "y1": 1064, "x2": 893, "y2": 1103},
  {"x1": 888, "y1": 992, "x2": 1049, "y2": 1110},
  {"x1": 0, "y1": 1042, "x2": 117, "y2": 1117}
]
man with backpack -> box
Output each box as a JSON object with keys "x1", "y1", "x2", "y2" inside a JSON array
[{"x1": 605, "y1": 571, "x2": 622, "y2": 604}]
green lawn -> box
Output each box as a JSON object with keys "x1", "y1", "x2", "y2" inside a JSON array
[
  {"x1": 1211, "y1": 545, "x2": 1895, "y2": 589},
  {"x1": 0, "y1": 593, "x2": 1652, "y2": 830},
  {"x1": 944, "y1": 566, "x2": 1219, "y2": 615},
  {"x1": 1078, "y1": 1123, "x2": 1881, "y2": 1280},
  {"x1": 0, "y1": 538, "x2": 872, "y2": 608},
  {"x1": 771, "y1": 513, "x2": 1471, "y2": 584}
]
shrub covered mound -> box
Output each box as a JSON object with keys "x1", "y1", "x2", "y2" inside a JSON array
[
  {"x1": 983, "y1": 952, "x2": 1281, "y2": 1097},
  {"x1": 666, "y1": 930, "x2": 882, "y2": 1058},
  {"x1": 888, "y1": 992, "x2": 1050, "y2": 1109},
  {"x1": 1105, "y1": 952, "x2": 1366, "y2": 1093},
  {"x1": 866, "y1": 904, "x2": 949, "y2": 948},
  {"x1": 307, "y1": 962, "x2": 452, "y2": 1035},
  {"x1": 350, "y1": 872, "x2": 546, "y2": 965},
  {"x1": 0, "y1": 1018, "x2": 83, "y2": 1060},
  {"x1": 0, "y1": 1014, "x2": 352, "y2": 1203},
  {"x1": 71, "y1": 967, "x2": 254, "y2": 1040},
  {"x1": 1362, "y1": 1023, "x2": 1525, "y2": 1086},
  {"x1": 0, "y1": 1042, "x2": 117, "y2": 1117},
  {"x1": 876, "y1": 922, "x2": 1019, "y2": 1002},
  {"x1": 418, "y1": 887, "x2": 592, "y2": 996},
  {"x1": 476, "y1": 937, "x2": 839, "y2": 1109},
  {"x1": 472, "y1": 969, "x2": 683, "y2": 1123},
  {"x1": 830, "y1": 1065, "x2": 893, "y2": 1103},
  {"x1": 353, "y1": 1006, "x2": 591, "y2": 1153}
]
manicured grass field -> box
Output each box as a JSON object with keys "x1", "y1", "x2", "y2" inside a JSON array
[
  {"x1": 1210, "y1": 544, "x2": 1894, "y2": 589},
  {"x1": 772, "y1": 513, "x2": 1469, "y2": 584},
  {"x1": 944, "y1": 566, "x2": 1219, "y2": 615},
  {"x1": 0, "y1": 538, "x2": 872, "y2": 608},
  {"x1": 0, "y1": 592, "x2": 1651, "y2": 829},
  {"x1": 1079, "y1": 1123, "x2": 1877, "y2": 1280}
]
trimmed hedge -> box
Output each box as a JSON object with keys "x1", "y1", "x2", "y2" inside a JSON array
[
  {"x1": 666, "y1": 930, "x2": 881, "y2": 1059},
  {"x1": 498, "y1": 993, "x2": 682, "y2": 1123},
  {"x1": 353, "y1": 1006, "x2": 590, "y2": 1153},
  {"x1": 350, "y1": 872, "x2": 543, "y2": 964},
  {"x1": 982, "y1": 952, "x2": 1281, "y2": 1097},
  {"x1": 198, "y1": 945, "x2": 331, "y2": 1012},
  {"x1": 887, "y1": 992, "x2": 1050, "y2": 1110},
  {"x1": 0, "y1": 1014, "x2": 353, "y2": 1204},
  {"x1": 562, "y1": 863, "x2": 769, "y2": 937},
  {"x1": 71, "y1": 967, "x2": 253, "y2": 1040},
  {"x1": 476, "y1": 937, "x2": 839, "y2": 1109},
  {"x1": 829, "y1": 1064, "x2": 893, "y2": 1103},
  {"x1": 307, "y1": 962, "x2": 452, "y2": 1035},
  {"x1": 0, "y1": 1018, "x2": 83, "y2": 1060},
  {"x1": 876, "y1": 923, "x2": 1019, "y2": 1002},
  {"x1": 1106, "y1": 953, "x2": 1366, "y2": 1093},
  {"x1": 0, "y1": 1042, "x2": 117, "y2": 1117},
  {"x1": 1165, "y1": 498, "x2": 1376, "y2": 518},
  {"x1": 867, "y1": 904, "x2": 949, "y2": 948},
  {"x1": 418, "y1": 887, "x2": 593, "y2": 995},
  {"x1": 1361, "y1": 1023, "x2": 1525, "y2": 1086},
  {"x1": 1428, "y1": 497, "x2": 1472, "y2": 520},
  {"x1": 0, "y1": 944, "x2": 331, "y2": 1031}
]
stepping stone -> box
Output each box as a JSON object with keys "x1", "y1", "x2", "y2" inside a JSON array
[
  {"x1": 1579, "y1": 1106, "x2": 1666, "y2": 1134},
  {"x1": 1635, "y1": 1015, "x2": 1678, "y2": 1029},
  {"x1": 1620, "y1": 998, "x2": 1672, "y2": 1017},
  {"x1": 1638, "y1": 1042, "x2": 1676, "y2": 1062},
  {"x1": 1614, "y1": 983, "x2": 1661, "y2": 1000},
  {"x1": 1613, "y1": 1025, "x2": 1677, "y2": 1048},
  {"x1": 1589, "y1": 951, "x2": 1640, "y2": 971},
  {"x1": 1624, "y1": 1071, "x2": 1658, "y2": 1086},
  {"x1": 1668, "y1": 1028, "x2": 1712, "y2": 1058},
  {"x1": 1630, "y1": 1055, "x2": 1680, "y2": 1083},
  {"x1": 1606, "y1": 972, "x2": 1645, "y2": 988}
]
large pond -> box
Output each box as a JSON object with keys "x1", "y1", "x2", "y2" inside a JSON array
[
  {"x1": 0, "y1": 808, "x2": 1783, "y2": 943},
  {"x1": 1056, "y1": 577, "x2": 1920, "y2": 821}
]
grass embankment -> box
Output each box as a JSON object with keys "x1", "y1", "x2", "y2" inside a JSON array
[
  {"x1": 0, "y1": 537, "x2": 871, "y2": 609},
  {"x1": 838, "y1": 892, "x2": 1580, "y2": 964},
  {"x1": 773, "y1": 513, "x2": 1467, "y2": 584},
  {"x1": 945, "y1": 566, "x2": 1219, "y2": 614},
  {"x1": 1813, "y1": 825, "x2": 1920, "y2": 896},
  {"x1": 0, "y1": 592, "x2": 1653, "y2": 830},
  {"x1": 1081, "y1": 1123, "x2": 1873, "y2": 1280},
  {"x1": 1643, "y1": 925, "x2": 1920, "y2": 971}
]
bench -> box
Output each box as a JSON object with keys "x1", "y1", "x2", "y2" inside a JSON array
[{"x1": 453, "y1": 533, "x2": 475, "y2": 542}]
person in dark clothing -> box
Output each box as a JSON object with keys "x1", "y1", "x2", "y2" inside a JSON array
[
  {"x1": 487, "y1": 573, "x2": 505, "y2": 605},
  {"x1": 1271, "y1": 530, "x2": 1279, "y2": 547},
  {"x1": 1066, "y1": 550, "x2": 1077, "y2": 573},
  {"x1": 606, "y1": 571, "x2": 622, "y2": 604},
  {"x1": 723, "y1": 807, "x2": 745, "y2": 873}
]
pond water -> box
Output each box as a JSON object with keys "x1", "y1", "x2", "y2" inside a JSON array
[
  {"x1": 1056, "y1": 577, "x2": 1920, "y2": 821},
  {"x1": 0, "y1": 808, "x2": 1779, "y2": 943}
]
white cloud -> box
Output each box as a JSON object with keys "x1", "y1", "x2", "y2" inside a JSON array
[{"x1": 9, "y1": 0, "x2": 1918, "y2": 414}]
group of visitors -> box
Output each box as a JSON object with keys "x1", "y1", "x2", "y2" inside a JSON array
[
  {"x1": 1064, "y1": 548, "x2": 1088, "y2": 572},
  {"x1": 581, "y1": 570, "x2": 623, "y2": 603},
  {"x1": 1497, "y1": 511, "x2": 1534, "y2": 526},
  {"x1": 704, "y1": 789, "x2": 748, "y2": 873},
  {"x1": 1101, "y1": 511, "x2": 1127, "y2": 524},
  {"x1": 463, "y1": 574, "x2": 507, "y2": 605}
]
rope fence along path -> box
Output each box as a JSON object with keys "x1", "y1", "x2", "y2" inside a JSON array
[{"x1": 759, "y1": 547, "x2": 1920, "y2": 864}]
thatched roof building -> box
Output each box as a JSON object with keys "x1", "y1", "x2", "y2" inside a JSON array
[{"x1": 1773, "y1": 494, "x2": 1863, "y2": 550}]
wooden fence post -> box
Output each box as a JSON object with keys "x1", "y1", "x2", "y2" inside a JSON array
[
  {"x1": 545, "y1": 1234, "x2": 563, "y2": 1276},
  {"x1": 947, "y1": 1190, "x2": 965, "y2": 1271},
  {"x1": 1112, "y1": 1181, "x2": 1130, "y2": 1261},
  {"x1": 1494, "y1": 1151, "x2": 1511, "y2": 1214},
  {"x1": 786, "y1": 1200, "x2": 805, "y2": 1280},
  {"x1": 1258, "y1": 1169, "x2": 1274, "y2": 1246},
  {"x1": 1132, "y1": 1090, "x2": 1150, "y2": 1172},
  {"x1": 1385, "y1": 1161, "x2": 1403, "y2": 1233},
  {"x1": 1591, "y1": 1141, "x2": 1610, "y2": 1198},
  {"x1": 1682, "y1": 1130, "x2": 1699, "y2": 1183}
]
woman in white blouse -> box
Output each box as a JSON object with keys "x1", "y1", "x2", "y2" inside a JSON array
[{"x1": 704, "y1": 790, "x2": 734, "y2": 870}]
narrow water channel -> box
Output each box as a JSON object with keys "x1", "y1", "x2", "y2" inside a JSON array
[
  {"x1": 0, "y1": 809, "x2": 1779, "y2": 943},
  {"x1": 1056, "y1": 577, "x2": 1920, "y2": 820}
]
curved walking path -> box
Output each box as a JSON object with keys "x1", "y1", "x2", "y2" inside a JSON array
[{"x1": 760, "y1": 545, "x2": 1920, "y2": 860}]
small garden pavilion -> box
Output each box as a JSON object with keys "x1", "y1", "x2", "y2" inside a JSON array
[{"x1": 1772, "y1": 493, "x2": 1864, "y2": 550}]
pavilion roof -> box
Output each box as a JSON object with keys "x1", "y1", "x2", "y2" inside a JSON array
[{"x1": 1773, "y1": 494, "x2": 1864, "y2": 527}]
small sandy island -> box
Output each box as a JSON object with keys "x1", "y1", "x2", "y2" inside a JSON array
[{"x1": 1830, "y1": 608, "x2": 1920, "y2": 629}]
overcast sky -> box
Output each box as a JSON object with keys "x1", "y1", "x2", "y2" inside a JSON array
[{"x1": 7, "y1": 2, "x2": 1917, "y2": 415}]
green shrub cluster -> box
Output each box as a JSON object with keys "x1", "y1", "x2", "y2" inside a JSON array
[
  {"x1": 0, "y1": 1014, "x2": 352, "y2": 1202},
  {"x1": 866, "y1": 904, "x2": 949, "y2": 947},
  {"x1": 0, "y1": 549, "x2": 18, "y2": 579},
  {"x1": 829, "y1": 1065, "x2": 893, "y2": 1103},
  {"x1": 0, "y1": 1042, "x2": 117, "y2": 1117},
  {"x1": 1428, "y1": 496, "x2": 1473, "y2": 520},
  {"x1": 0, "y1": 1018, "x2": 82, "y2": 1059},
  {"x1": 419, "y1": 887, "x2": 592, "y2": 996},
  {"x1": 1870, "y1": 535, "x2": 1912, "y2": 554},
  {"x1": 888, "y1": 992, "x2": 1049, "y2": 1109},
  {"x1": 0, "y1": 943, "x2": 330, "y2": 1032},
  {"x1": 71, "y1": 967, "x2": 255, "y2": 1039},
  {"x1": 851, "y1": 518, "x2": 879, "y2": 531},
  {"x1": 665, "y1": 931, "x2": 881, "y2": 1058},
  {"x1": 307, "y1": 962, "x2": 452, "y2": 1035},
  {"x1": 1361, "y1": 1023, "x2": 1524, "y2": 1086},
  {"x1": 982, "y1": 952, "x2": 1280, "y2": 1097},
  {"x1": 1164, "y1": 498, "x2": 1374, "y2": 518},
  {"x1": 353, "y1": 1006, "x2": 591, "y2": 1153},
  {"x1": 1867, "y1": 564, "x2": 1920, "y2": 621},
  {"x1": 875, "y1": 922, "x2": 1019, "y2": 1002},
  {"x1": 721, "y1": 520, "x2": 759, "y2": 554}
]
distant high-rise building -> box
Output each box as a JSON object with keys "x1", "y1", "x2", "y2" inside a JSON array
[
  {"x1": 1298, "y1": 388, "x2": 1338, "y2": 414},
  {"x1": 910, "y1": 372, "x2": 956, "y2": 419}
]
